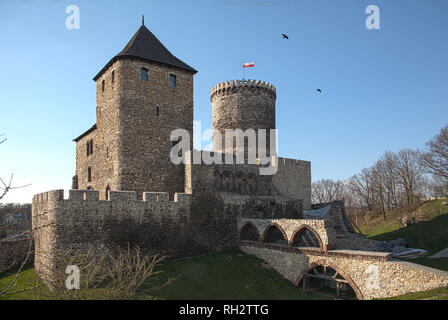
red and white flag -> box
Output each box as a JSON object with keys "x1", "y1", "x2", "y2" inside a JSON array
[{"x1": 243, "y1": 62, "x2": 254, "y2": 68}]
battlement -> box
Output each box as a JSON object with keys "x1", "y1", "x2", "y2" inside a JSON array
[
  {"x1": 32, "y1": 189, "x2": 191, "y2": 204},
  {"x1": 32, "y1": 190, "x2": 64, "y2": 203},
  {"x1": 277, "y1": 157, "x2": 311, "y2": 168},
  {"x1": 210, "y1": 79, "x2": 276, "y2": 101}
]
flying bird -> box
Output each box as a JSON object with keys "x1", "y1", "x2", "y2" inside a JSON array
[
  {"x1": 282, "y1": 34, "x2": 289, "y2": 39},
  {"x1": 316, "y1": 88, "x2": 322, "y2": 93}
]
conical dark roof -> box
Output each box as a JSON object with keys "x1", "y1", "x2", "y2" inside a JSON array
[{"x1": 93, "y1": 24, "x2": 197, "y2": 80}]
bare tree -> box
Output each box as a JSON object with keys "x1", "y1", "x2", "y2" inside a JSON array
[
  {"x1": 0, "y1": 134, "x2": 35, "y2": 298},
  {"x1": 395, "y1": 149, "x2": 424, "y2": 210},
  {"x1": 420, "y1": 124, "x2": 448, "y2": 195},
  {"x1": 311, "y1": 179, "x2": 344, "y2": 203},
  {"x1": 33, "y1": 245, "x2": 172, "y2": 300}
]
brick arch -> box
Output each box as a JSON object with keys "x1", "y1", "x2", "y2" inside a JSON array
[
  {"x1": 238, "y1": 221, "x2": 261, "y2": 242},
  {"x1": 261, "y1": 222, "x2": 288, "y2": 245},
  {"x1": 294, "y1": 260, "x2": 364, "y2": 300},
  {"x1": 290, "y1": 224, "x2": 326, "y2": 252}
]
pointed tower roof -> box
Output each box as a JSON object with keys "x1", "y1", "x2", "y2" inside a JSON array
[{"x1": 93, "y1": 22, "x2": 197, "y2": 80}]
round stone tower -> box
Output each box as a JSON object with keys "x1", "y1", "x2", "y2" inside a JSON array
[{"x1": 210, "y1": 79, "x2": 276, "y2": 156}]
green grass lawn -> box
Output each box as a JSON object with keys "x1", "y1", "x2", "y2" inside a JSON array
[
  {"x1": 357, "y1": 199, "x2": 448, "y2": 272},
  {"x1": 357, "y1": 199, "x2": 448, "y2": 299},
  {"x1": 358, "y1": 198, "x2": 448, "y2": 237},
  {"x1": 0, "y1": 251, "x2": 327, "y2": 300}
]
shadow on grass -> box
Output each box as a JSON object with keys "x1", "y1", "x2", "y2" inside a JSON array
[
  {"x1": 370, "y1": 214, "x2": 448, "y2": 271},
  {"x1": 138, "y1": 250, "x2": 328, "y2": 300}
]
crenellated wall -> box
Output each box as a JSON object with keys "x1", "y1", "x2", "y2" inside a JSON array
[
  {"x1": 210, "y1": 79, "x2": 276, "y2": 155},
  {"x1": 32, "y1": 187, "x2": 305, "y2": 286}
]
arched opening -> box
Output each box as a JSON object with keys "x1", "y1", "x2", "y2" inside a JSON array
[
  {"x1": 234, "y1": 172, "x2": 247, "y2": 193},
  {"x1": 239, "y1": 222, "x2": 260, "y2": 242},
  {"x1": 247, "y1": 173, "x2": 257, "y2": 194},
  {"x1": 296, "y1": 263, "x2": 362, "y2": 300},
  {"x1": 222, "y1": 171, "x2": 233, "y2": 192},
  {"x1": 291, "y1": 226, "x2": 322, "y2": 249},
  {"x1": 262, "y1": 224, "x2": 288, "y2": 246},
  {"x1": 105, "y1": 186, "x2": 110, "y2": 200},
  {"x1": 214, "y1": 171, "x2": 222, "y2": 191}
]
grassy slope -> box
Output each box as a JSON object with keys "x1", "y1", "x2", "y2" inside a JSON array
[
  {"x1": 0, "y1": 251, "x2": 327, "y2": 300},
  {"x1": 356, "y1": 198, "x2": 448, "y2": 299}
]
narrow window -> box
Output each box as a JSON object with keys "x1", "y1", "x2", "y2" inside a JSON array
[
  {"x1": 106, "y1": 147, "x2": 109, "y2": 158},
  {"x1": 105, "y1": 186, "x2": 110, "y2": 200},
  {"x1": 87, "y1": 167, "x2": 92, "y2": 182},
  {"x1": 101, "y1": 79, "x2": 105, "y2": 92},
  {"x1": 86, "y1": 141, "x2": 90, "y2": 156},
  {"x1": 111, "y1": 70, "x2": 115, "y2": 83},
  {"x1": 89, "y1": 140, "x2": 93, "y2": 155},
  {"x1": 140, "y1": 68, "x2": 148, "y2": 81},
  {"x1": 169, "y1": 74, "x2": 176, "y2": 88},
  {"x1": 155, "y1": 106, "x2": 160, "y2": 116}
]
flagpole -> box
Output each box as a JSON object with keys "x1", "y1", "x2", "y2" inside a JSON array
[{"x1": 242, "y1": 64, "x2": 245, "y2": 80}]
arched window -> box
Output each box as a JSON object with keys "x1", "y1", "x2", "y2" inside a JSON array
[
  {"x1": 214, "y1": 171, "x2": 222, "y2": 190},
  {"x1": 101, "y1": 79, "x2": 105, "y2": 92},
  {"x1": 291, "y1": 226, "x2": 322, "y2": 248},
  {"x1": 111, "y1": 70, "x2": 115, "y2": 83},
  {"x1": 239, "y1": 223, "x2": 260, "y2": 242},
  {"x1": 140, "y1": 68, "x2": 148, "y2": 81},
  {"x1": 105, "y1": 186, "x2": 110, "y2": 200},
  {"x1": 222, "y1": 171, "x2": 233, "y2": 192},
  {"x1": 247, "y1": 173, "x2": 257, "y2": 194},
  {"x1": 155, "y1": 106, "x2": 160, "y2": 116},
  {"x1": 263, "y1": 224, "x2": 287, "y2": 246},
  {"x1": 86, "y1": 141, "x2": 90, "y2": 156},
  {"x1": 87, "y1": 167, "x2": 92, "y2": 182},
  {"x1": 234, "y1": 172, "x2": 246, "y2": 193}
]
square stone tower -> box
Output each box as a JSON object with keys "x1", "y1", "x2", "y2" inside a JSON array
[{"x1": 73, "y1": 21, "x2": 197, "y2": 199}]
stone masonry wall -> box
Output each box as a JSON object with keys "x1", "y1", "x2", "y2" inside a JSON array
[
  {"x1": 32, "y1": 188, "x2": 304, "y2": 287},
  {"x1": 241, "y1": 244, "x2": 448, "y2": 300},
  {"x1": 272, "y1": 157, "x2": 311, "y2": 210},
  {"x1": 237, "y1": 217, "x2": 335, "y2": 251},
  {"x1": 76, "y1": 57, "x2": 194, "y2": 200},
  {"x1": 210, "y1": 80, "x2": 276, "y2": 155}
]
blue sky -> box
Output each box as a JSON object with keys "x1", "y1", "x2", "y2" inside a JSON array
[{"x1": 0, "y1": 0, "x2": 447, "y2": 203}]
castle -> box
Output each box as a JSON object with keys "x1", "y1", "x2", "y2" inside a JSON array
[
  {"x1": 71, "y1": 21, "x2": 311, "y2": 207},
  {"x1": 32, "y1": 22, "x2": 448, "y2": 299}
]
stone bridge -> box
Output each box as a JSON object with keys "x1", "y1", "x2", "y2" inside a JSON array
[{"x1": 237, "y1": 218, "x2": 448, "y2": 300}]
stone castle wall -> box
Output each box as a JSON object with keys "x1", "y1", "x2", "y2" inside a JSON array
[
  {"x1": 272, "y1": 157, "x2": 311, "y2": 209},
  {"x1": 32, "y1": 187, "x2": 304, "y2": 286},
  {"x1": 185, "y1": 151, "x2": 310, "y2": 212}
]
